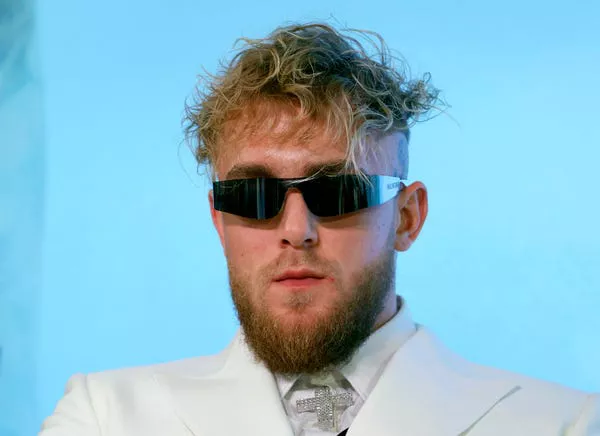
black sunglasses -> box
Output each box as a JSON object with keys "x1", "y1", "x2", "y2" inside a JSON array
[{"x1": 212, "y1": 174, "x2": 406, "y2": 219}]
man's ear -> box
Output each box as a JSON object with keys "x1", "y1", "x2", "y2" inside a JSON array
[
  {"x1": 394, "y1": 182, "x2": 428, "y2": 252},
  {"x1": 209, "y1": 190, "x2": 226, "y2": 249}
]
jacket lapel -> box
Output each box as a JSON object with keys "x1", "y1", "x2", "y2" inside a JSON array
[
  {"x1": 154, "y1": 333, "x2": 294, "y2": 436},
  {"x1": 348, "y1": 327, "x2": 521, "y2": 436},
  {"x1": 153, "y1": 326, "x2": 520, "y2": 436}
]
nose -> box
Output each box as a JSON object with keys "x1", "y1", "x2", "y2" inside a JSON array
[{"x1": 277, "y1": 189, "x2": 319, "y2": 249}]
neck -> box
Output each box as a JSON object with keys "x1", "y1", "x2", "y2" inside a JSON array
[{"x1": 372, "y1": 291, "x2": 399, "y2": 331}]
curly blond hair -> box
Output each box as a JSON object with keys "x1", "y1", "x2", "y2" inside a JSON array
[{"x1": 184, "y1": 22, "x2": 441, "y2": 181}]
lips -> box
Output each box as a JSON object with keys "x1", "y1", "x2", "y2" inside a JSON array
[
  {"x1": 273, "y1": 269, "x2": 328, "y2": 288},
  {"x1": 278, "y1": 277, "x2": 324, "y2": 288},
  {"x1": 274, "y1": 269, "x2": 326, "y2": 282}
]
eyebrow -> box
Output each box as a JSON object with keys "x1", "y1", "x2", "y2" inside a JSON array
[{"x1": 224, "y1": 160, "x2": 356, "y2": 180}]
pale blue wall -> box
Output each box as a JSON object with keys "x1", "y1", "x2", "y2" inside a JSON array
[
  {"x1": 19, "y1": 0, "x2": 600, "y2": 430},
  {"x1": 0, "y1": 1, "x2": 43, "y2": 435}
]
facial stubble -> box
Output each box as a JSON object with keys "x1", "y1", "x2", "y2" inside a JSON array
[{"x1": 229, "y1": 248, "x2": 396, "y2": 375}]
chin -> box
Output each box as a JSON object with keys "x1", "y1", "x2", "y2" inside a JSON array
[{"x1": 272, "y1": 299, "x2": 335, "y2": 327}]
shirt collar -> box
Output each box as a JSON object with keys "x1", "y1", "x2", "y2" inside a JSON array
[{"x1": 274, "y1": 295, "x2": 417, "y2": 400}]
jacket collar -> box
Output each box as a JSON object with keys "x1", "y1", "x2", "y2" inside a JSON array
[
  {"x1": 347, "y1": 326, "x2": 521, "y2": 436},
  {"x1": 153, "y1": 333, "x2": 294, "y2": 436},
  {"x1": 155, "y1": 325, "x2": 519, "y2": 436},
  {"x1": 340, "y1": 297, "x2": 417, "y2": 400}
]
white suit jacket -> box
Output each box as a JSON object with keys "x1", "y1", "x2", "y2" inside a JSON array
[{"x1": 40, "y1": 325, "x2": 599, "y2": 436}]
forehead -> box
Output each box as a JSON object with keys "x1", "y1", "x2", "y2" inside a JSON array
[{"x1": 215, "y1": 103, "x2": 403, "y2": 180}]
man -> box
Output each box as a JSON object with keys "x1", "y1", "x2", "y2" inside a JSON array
[{"x1": 40, "y1": 23, "x2": 599, "y2": 436}]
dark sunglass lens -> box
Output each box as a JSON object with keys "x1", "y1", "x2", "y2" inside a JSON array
[
  {"x1": 213, "y1": 179, "x2": 285, "y2": 219},
  {"x1": 303, "y1": 175, "x2": 375, "y2": 217}
]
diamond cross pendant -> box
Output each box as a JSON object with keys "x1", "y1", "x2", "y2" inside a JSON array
[{"x1": 296, "y1": 385, "x2": 354, "y2": 430}]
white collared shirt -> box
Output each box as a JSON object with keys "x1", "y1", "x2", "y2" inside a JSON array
[{"x1": 275, "y1": 296, "x2": 417, "y2": 436}]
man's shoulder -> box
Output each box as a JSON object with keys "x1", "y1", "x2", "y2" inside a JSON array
[
  {"x1": 398, "y1": 326, "x2": 599, "y2": 433},
  {"x1": 415, "y1": 326, "x2": 593, "y2": 400},
  {"x1": 41, "y1": 340, "x2": 241, "y2": 434},
  {"x1": 472, "y1": 357, "x2": 591, "y2": 402},
  {"x1": 458, "y1": 355, "x2": 599, "y2": 432}
]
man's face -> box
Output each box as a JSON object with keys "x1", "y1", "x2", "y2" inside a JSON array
[{"x1": 209, "y1": 105, "x2": 427, "y2": 374}]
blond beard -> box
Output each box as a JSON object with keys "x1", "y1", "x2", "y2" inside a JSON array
[{"x1": 228, "y1": 248, "x2": 396, "y2": 375}]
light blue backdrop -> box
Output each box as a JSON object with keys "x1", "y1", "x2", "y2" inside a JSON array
[
  {"x1": 1, "y1": 1, "x2": 43, "y2": 435},
  {"x1": 14, "y1": 0, "x2": 600, "y2": 431}
]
